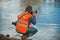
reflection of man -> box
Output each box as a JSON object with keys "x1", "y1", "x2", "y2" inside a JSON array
[{"x1": 12, "y1": 5, "x2": 38, "y2": 40}]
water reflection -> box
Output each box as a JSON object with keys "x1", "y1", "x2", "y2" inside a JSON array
[
  {"x1": 0, "y1": 0, "x2": 60, "y2": 40},
  {"x1": 37, "y1": 1, "x2": 60, "y2": 24},
  {"x1": 20, "y1": 0, "x2": 41, "y2": 6}
]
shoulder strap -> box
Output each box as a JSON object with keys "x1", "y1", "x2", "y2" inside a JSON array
[
  {"x1": 20, "y1": 13, "x2": 28, "y2": 18},
  {"x1": 20, "y1": 14, "x2": 27, "y2": 18}
]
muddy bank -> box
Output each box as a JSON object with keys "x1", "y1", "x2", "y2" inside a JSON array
[{"x1": 0, "y1": 34, "x2": 20, "y2": 40}]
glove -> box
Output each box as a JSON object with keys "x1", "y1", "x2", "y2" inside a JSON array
[{"x1": 12, "y1": 21, "x2": 17, "y2": 26}]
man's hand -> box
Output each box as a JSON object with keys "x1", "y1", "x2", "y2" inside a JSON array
[{"x1": 29, "y1": 23, "x2": 34, "y2": 27}]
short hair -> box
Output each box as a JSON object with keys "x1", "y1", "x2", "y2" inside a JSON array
[{"x1": 25, "y1": 5, "x2": 32, "y2": 12}]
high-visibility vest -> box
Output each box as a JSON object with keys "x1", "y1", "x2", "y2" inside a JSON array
[{"x1": 16, "y1": 12, "x2": 32, "y2": 34}]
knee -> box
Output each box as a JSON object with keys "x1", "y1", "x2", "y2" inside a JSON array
[
  {"x1": 33, "y1": 28, "x2": 38, "y2": 34},
  {"x1": 35, "y1": 29, "x2": 38, "y2": 33}
]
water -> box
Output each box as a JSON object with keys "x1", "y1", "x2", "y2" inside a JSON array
[{"x1": 0, "y1": 0, "x2": 60, "y2": 40}]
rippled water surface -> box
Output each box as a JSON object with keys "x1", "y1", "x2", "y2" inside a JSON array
[{"x1": 0, "y1": 0, "x2": 60, "y2": 40}]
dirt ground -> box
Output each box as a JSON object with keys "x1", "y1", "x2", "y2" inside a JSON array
[{"x1": 0, "y1": 34, "x2": 19, "y2": 40}]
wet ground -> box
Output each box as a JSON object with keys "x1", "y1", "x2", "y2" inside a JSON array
[{"x1": 0, "y1": 0, "x2": 60, "y2": 40}]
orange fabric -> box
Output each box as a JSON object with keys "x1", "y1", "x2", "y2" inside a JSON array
[
  {"x1": 16, "y1": 12, "x2": 32, "y2": 34},
  {"x1": 17, "y1": 12, "x2": 27, "y2": 20}
]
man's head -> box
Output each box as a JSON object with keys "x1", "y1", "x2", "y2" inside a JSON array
[{"x1": 25, "y1": 5, "x2": 32, "y2": 13}]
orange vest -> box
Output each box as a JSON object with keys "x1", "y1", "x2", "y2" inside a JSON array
[{"x1": 16, "y1": 12, "x2": 32, "y2": 34}]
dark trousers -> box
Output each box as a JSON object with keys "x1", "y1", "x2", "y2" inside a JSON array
[
  {"x1": 12, "y1": 22, "x2": 38, "y2": 37},
  {"x1": 23, "y1": 27, "x2": 38, "y2": 38}
]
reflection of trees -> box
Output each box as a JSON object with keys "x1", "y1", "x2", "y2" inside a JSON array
[
  {"x1": 55, "y1": 0, "x2": 60, "y2": 2},
  {"x1": 0, "y1": 0, "x2": 11, "y2": 2},
  {"x1": 20, "y1": 0, "x2": 41, "y2": 6}
]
